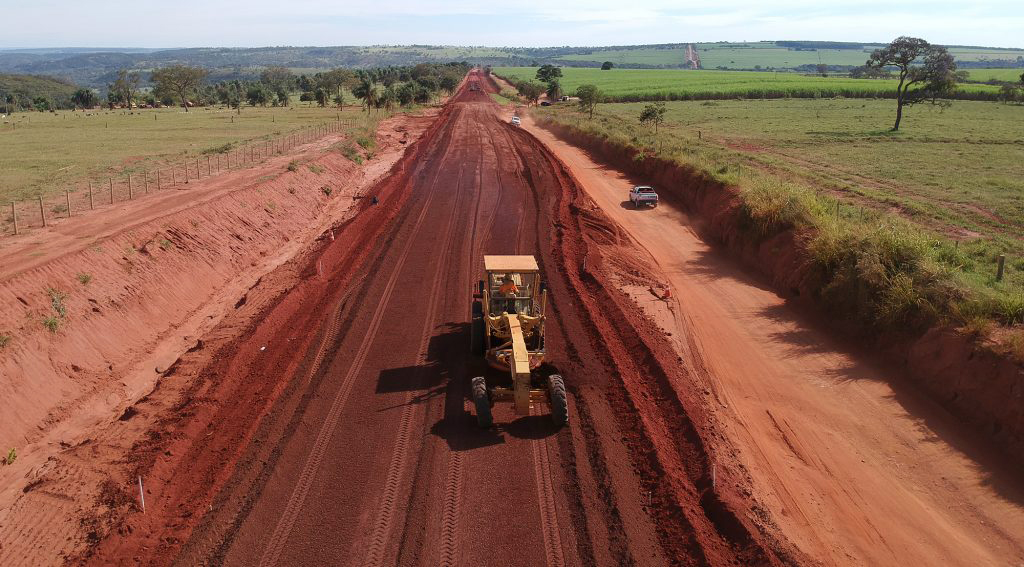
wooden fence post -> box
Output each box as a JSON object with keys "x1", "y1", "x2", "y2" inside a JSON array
[
  {"x1": 128, "y1": 174, "x2": 133, "y2": 199},
  {"x1": 11, "y1": 202, "x2": 17, "y2": 235},
  {"x1": 66, "y1": 190, "x2": 71, "y2": 217},
  {"x1": 39, "y1": 196, "x2": 46, "y2": 227},
  {"x1": 109, "y1": 178, "x2": 114, "y2": 204},
  {"x1": 997, "y1": 255, "x2": 1006, "y2": 282},
  {"x1": 207, "y1": 155, "x2": 211, "y2": 176},
  {"x1": 144, "y1": 171, "x2": 149, "y2": 194},
  {"x1": 89, "y1": 182, "x2": 94, "y2": 210},
  {"x1": 196, "y1": 158, "x2": 200, "y2": 179},
  {"x1": 184, "y1": 161, "x2": 189, "y2": 183},
  {"x1": 157, "y1": 170, "x2": 161, "y2": 191}
]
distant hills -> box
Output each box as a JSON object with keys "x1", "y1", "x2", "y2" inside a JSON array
[{"x1": 1, "y1": 41, "x2": 1021, "y2": 88}]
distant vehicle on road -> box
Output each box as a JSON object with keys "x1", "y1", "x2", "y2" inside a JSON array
[
  {"x1": 510, "y1": 116, "x2": 521, "y2": 126},
  {"x1": 629, "y1": 186, "x2": 659, "y2": 208}
]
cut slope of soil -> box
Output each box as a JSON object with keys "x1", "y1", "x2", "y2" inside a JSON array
[
  {"x1": 0, "y1": 109, "x2": 438, "y2": 565},
  {"x1": 522, "y1": 112, "x2": 1024, "y2": 566}
]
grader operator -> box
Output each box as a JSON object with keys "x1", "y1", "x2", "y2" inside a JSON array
[{"x1": 470, "y1": 255, "x2": 568, "y2": 428}]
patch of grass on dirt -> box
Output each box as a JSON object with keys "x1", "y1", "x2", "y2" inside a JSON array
[
  {"x1": 308, "y1": 164, "x2": 325, "y2": 174},
  {"x1": 2, "y1": 448, "x2": 15, "y2": 466},
  {"x1": 287, "y1": 161, "x2": 298, "y2": 172},
  {"x1": 0, "y1": 332, "x2": 10, "y2": 348},
  {"x1": 536, "y1": 97, "x2": 1024, "y2": 335},
  {"x1": 356, "y1": 136, "x2": 376, "y2": 151},
  {"x1": 76, "y1": 272, "x2": 92, "y2": 285}
]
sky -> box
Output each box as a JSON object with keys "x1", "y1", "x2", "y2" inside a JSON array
[{"x1": 2, "y1": 0, "x2": 1022, "y2": 49}]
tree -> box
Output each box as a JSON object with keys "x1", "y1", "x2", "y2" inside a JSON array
[
  {"x1": 816, "y1": 63, "x2": 828, "y2": 77},
  {"x1": 439, "y1": 75, "x2": 459, "y2": 96},
  {"x1": 71, "y1": 88, "x2": 98, "y2": 109},
  {"x1": 849, "y1": 65, "x2": 892, "y2": 79},
  {"x1": 352, "y1": 79, "x2": 376, "y2": 111},
  {"x1": 314, "y1": 87, "x2": 328, "y2": 107},
  {"x1": 260, "y1": 66, "x2": 295, "y2": 92},
  {"x1": 396, "y1": 82, "x2": 416, "y2": 106},
  {"x1": 516, "y1": 81, "x2": 544, "y2": 105},
  {"x1": 246, "y1": 84, "x2": 271, "y2": 106},
  {"x1": 601, "y1": 61, "x2": 614, "y2": 70},
  {"x1": 536, "y1": 64, "x2": 562, "y2": 84},
  {"x1": 151, "y1": 65, "x2": 209, "y2": 112},
  {"x1": 33, "y1": 96, "x2": 51, "y2": 112},
  {"x1": 109, "y1": 69, "x2": 140, "y2": 109},
  {"x1": 867, "y1": 37, "x2": 959, "y2": 131},
  {"x1": 546, "y1": 79, "x2": 561, "y2": 101},
  {"x1": 576, "y1": 84, "x2": 601, "y2": 118},
  {"x1": 639, "y1": 102, "x2": 667, "y2": 134}
]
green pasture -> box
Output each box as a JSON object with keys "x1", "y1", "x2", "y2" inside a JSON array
[
  {"x1": 552, "y1": 42, "x2": 1024, "y2": 70},
  {"x1": 966, "y1": 68, "x2": 1024, "y2": 82},
  {"x1": 0, "y1": 102, "x2": 374, "y2": 202},
  {"x1": 494, "y1": 67, "x2": 1001, "y2": 101},
  {"x1": 535, "y1": 98, "x2": 1024, "y2": 315}
]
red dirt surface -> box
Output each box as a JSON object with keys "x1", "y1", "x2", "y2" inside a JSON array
[
  {"x1": 17, "y1": 72, "x2": 795, "y2": 566},
  {"x1": 0, "y1": 109, "x2": 437, "y2": 564},
  {"x1": 522, "y1": 114, "x2": 1024, "y2": 565}
]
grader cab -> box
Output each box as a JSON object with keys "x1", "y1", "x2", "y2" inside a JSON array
[{"x1": 470, "y1": 255, "x2": 568, "y2": 428}]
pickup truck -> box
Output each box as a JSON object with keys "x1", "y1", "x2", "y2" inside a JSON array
[
  {"x1": 511, "y1": 116, "x2": 521, "y2": 126},
  {"x1": 629, "y1": 186, "x2": 659, "y2": 208}
]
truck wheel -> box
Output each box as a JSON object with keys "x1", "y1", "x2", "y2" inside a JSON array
[
  {"x1": 470, "y1": 316, "x2": 485, "y2": 355},
  {"x1": 472, "y1": 376, "x2": 493, "y2": 428},
  {"x1": 548, "y1": 374, "x2": 568, "y2": 427}
]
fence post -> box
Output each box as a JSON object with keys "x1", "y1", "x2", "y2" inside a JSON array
[
  {"x1": 39, "y1": 196, "x2": 46, "y2": 227},
  {"x1": 11, "y1": 202, "x2": 17, "y2": 235},
  {"x1": 196, "y1": 158, "x2": 200, "y2": 179},
  {"x1": 144, "y1": 171, "x2": 148, "y2": 194},
  {"x1": 66, "y1": 190, "x2": 71, "y2": 217},
  {"x1": 997, "y1": 255, "x2": 1006, "y2": 282},
  {"x1": 184, "y1": 161, "x2": 189, "y2": 184},
  {"x1": 128, "y1": 174, "x2": 133, "y2": 199},
  {"x1": 89, "y1": 182, "x2": 94, "y2": 210},
  {"x1": 157, "y1": 170, "x2": 161, "y2": 191},
  {"x1": 207, "y1": 155, "x2": 211, "y2": 176},
  {"x1": 109, "y1": 178, "x2": 114, "y2": 204}
]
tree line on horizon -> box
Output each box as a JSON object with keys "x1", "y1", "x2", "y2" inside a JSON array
[{"x1": 0, "y1": 62, "x2": 471, "y2": 113}]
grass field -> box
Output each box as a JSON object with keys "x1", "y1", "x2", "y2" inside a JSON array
[
  {"x1": 966, "y1": 69, "x2": 1024, "y2": 82},
  {"x1": 535, "y1": 98, "x2": 1024, "y2": 328},
  {"x1": 553, "y1": 42, "x2": 1024, "y2": 70},
  {"x1": 0, "y1": 102, "x2": 373, "y2": 202},
  {"x1": 494, "y1": 67, "x2": 1002, "y2": 101}
]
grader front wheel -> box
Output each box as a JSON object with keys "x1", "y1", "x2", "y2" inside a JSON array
[
  {"x1": 548, "y1": 374, "x2": 568, "y2": 427},
  {"x1": 471, "y1": 376, "x2": 493, "y2": 428}
]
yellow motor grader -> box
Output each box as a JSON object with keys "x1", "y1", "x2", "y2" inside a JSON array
[{"x1": 470, "y1": 255, "x2": 568, "y2": 428}]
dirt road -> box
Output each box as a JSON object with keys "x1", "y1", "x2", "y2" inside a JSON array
[
  {"x1": 75, "y1": 72, "x2": 788, "y2": 566},
  {"x1": 522, "y1": 115, "x2": 1024, "y2": 565}
]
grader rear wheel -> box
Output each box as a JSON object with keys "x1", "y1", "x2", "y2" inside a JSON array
[
  {"x1": 548, "y1": 374, "x2": 568, "y2": 427},
  {"x1": 471, "y1": 376, "x2": 493, "y2": 428}
]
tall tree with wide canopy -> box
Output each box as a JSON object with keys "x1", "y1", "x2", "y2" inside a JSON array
[
  {"x1": 867, "y1": 37, "x2": 959, "y2": 131},
  {"x1": 151, "y1": 65, "x2": 209, "y2": 112}
]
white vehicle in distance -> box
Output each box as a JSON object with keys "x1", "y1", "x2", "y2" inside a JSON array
[
  {"x1": 628, "y1": 186, "x2": 659, "y2": 208},
  {"x1": 510, "y1": 116, "x2": 521, "y2": 126}
]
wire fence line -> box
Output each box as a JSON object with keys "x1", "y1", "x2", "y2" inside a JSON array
[{"x1": 2, "y1": 119, "x2": 346, "y2": 237}]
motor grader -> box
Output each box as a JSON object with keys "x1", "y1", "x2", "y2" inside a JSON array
[{"x1": 470, "y1": 255, "x2": 568, "y2": 428}]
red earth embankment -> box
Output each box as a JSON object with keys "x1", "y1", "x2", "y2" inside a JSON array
[
  {"x1": 535, "y1": 119, "x2": 1024, "y2": 465},
  {"x1": 0, "y1": 113, "x2": 426, "y2": 515}
]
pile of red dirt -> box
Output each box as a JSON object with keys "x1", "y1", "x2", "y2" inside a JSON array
[{"x1": 536, "y1": 120, "x2": 1024, "y2": 465}]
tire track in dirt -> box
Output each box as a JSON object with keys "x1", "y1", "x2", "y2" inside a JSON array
[
  {"x1": 361, "y1": 160, "x2": 468, "y2": 567},
  {"x1": 256, "y1": 157, "x2": 446, "y2": 567}
]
